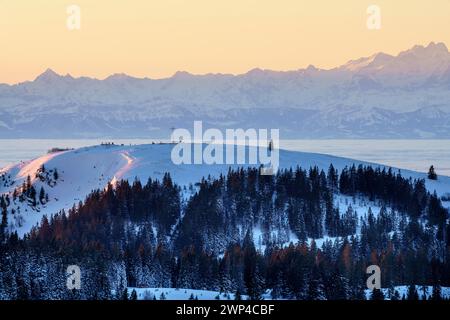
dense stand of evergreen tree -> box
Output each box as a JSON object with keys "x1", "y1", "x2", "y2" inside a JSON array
[{"x1": 0, "y1": 164, "x2": 449, "y2": 300}]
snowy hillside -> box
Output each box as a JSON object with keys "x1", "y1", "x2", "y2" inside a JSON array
[
  {"x1": 2, "y1": 143, "x2": 449, "y2": 301},
  {"x1": 128, "y1": 287, "x2": 251, "y2": 300},
  {"x1": 1, "y1": 143, "x2": 449, "y2": 237},
  {"x1": 0, "y1": 42, "x2": 449, "y2": 138}
]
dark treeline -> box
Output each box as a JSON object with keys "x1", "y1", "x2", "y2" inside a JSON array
[{"x1": 0, "y1": 164, "x2": 449, "y2": 300}]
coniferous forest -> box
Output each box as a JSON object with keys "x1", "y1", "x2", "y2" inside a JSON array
[{"x1": 0, "y1": 164, "x2": 449, "y2": 300}]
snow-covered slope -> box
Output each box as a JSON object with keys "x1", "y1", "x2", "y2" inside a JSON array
[
  {"x1": 1, "y1": 143, "x2": 449, "y2": 237},
  {"x1": 0, "y1": 42, "x2": 449, "y2": 138},
  {"x1": 128, "y1": 287, "x2": 252, "y2": 300}
]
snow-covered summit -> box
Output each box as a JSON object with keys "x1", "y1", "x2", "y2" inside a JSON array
[{"x1": 1, "y1": 143, "x2": 449, "y2": 237}]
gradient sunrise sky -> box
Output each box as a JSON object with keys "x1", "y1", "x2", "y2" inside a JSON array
[{"x1": 0, "y1": 0, "x2": 449, "y2": 84}]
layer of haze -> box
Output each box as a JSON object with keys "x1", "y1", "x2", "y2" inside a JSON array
[{"x1": 0, "y1": 0, "x2": 449, "y2": 84}]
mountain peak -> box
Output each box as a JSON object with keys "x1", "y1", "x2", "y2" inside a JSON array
[
  {"x1": 305, "y1": 64, "x2": 318, "y2": 71},
  {"x1": 426, "y1": 41, "x2": 448, "y2": 53},
  {"x1": 105, "y1": 73, "x2": 135, "y2": 81},
  {"x1": 172, "y1": 71, "x2": 193, "y2": 79},
  {"x1": 34, "y1": 68, "x2": 62, "y2": 82},
  {"x1": 400, "y1": 42, "x2": 449, "y2": 57},
  {"x1": 340, "y1": 52, "x2": 394, "y2": 72},
  {"x1": 340, "y1": 42, "x2": 449, "y2": 74}
]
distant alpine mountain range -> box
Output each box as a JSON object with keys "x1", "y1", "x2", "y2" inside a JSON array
[{"x1": 0, "y1": 42, "x2": 449, "y2": 139}]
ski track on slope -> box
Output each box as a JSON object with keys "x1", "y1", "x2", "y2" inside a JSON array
[
  {"x1": 110, "y1": 151, "x2": 136, "y2": 186},
  {"x1": 0, "y1": 143, "x2": 449, "y2": 237}
]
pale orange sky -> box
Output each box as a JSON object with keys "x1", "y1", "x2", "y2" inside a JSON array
[{"x1": 0, "y1": 0, "x2": 449, "y2": 84}]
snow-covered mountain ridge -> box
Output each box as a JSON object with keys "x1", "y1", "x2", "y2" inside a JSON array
[{"x1": 0, "y1": 42, "x2": 449, "y2": 138}]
